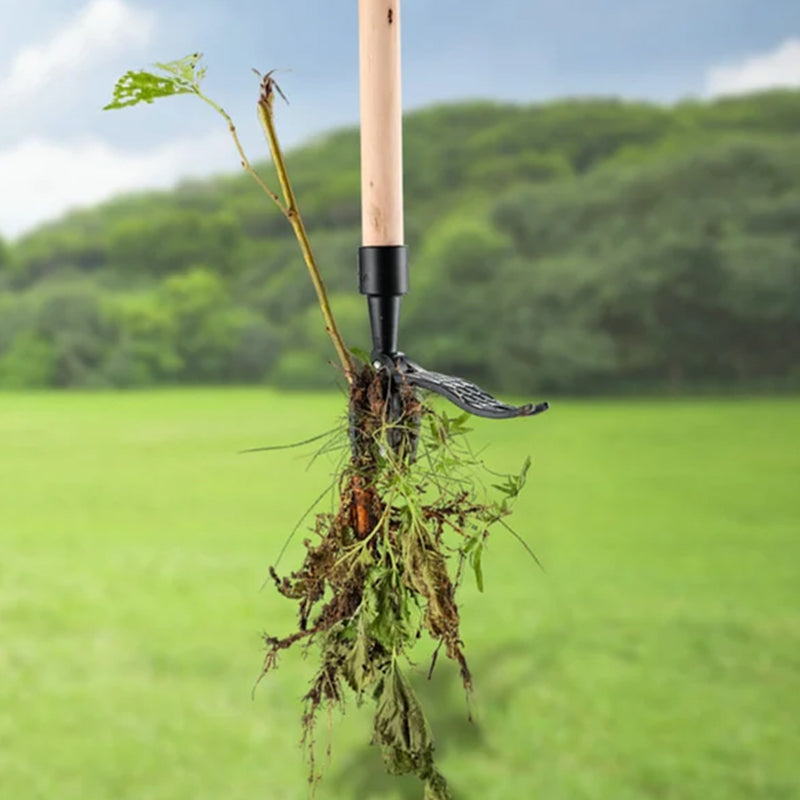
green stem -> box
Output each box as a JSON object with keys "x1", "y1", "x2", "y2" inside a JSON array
[{"x1": 256, "y1": 80, "x2": 355, "y2": 383}]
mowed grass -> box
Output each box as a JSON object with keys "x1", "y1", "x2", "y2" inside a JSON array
[{"x1": 0, "y1": 390, "x2": 798, "y2": 800}]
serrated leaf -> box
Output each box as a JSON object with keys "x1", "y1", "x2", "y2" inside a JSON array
[
  {"x1": 371, "y1": 663, "x2": 453, "y2": 798},
  {"x1": 342, "y1": 619, "x2": 374, "y2": 694},
  {"x1": 362, "y1": 567, "x2": 416, "y2": 651},
  {"x1": 154, "y1": 53, "x2": 205, "y2": 84},
  {"x1": 104, "y1": 53, "x2": 205, "y2": 110},
  {"x1": 373, "y1": 663, "x2": 432, "y2": 767}
]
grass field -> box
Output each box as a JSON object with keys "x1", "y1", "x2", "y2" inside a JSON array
[{"x1": 1, "y1": 390, "x2": 798, "y2": 800}]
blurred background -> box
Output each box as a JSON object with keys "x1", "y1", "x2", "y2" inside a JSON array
[
  {"x1": 1, "y1": 2, "x2": 799, "y2": 799},
  {"x1": 1, "y1": 0, "x2": 799, "y2": 392}
]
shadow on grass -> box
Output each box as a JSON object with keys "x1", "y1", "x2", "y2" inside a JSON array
[{"x1": 325, "y1": 632, "x2": 564, "y2": 800}]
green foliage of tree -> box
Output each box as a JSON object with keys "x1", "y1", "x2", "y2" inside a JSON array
[
  {"x1": 1, "y1": 281, "x2": 120, "y2": 387},
  {"x1": 404, "y1": 213, "x2": 513, "y2": 385},
  {"x1": 0, "y1": 236, "x2": 9, "y2": 272},
  {"x1": 270, "y1": 349, "x2": 332, "y2": 389},
  {"x1": 2, "y1": 91, "x2": 800, "y2": 391},
  {"x1": 104, "y1": 293, "x2": 182, "y2": 385},
  {"x1": 157, "y1": 267, "x2": 241, "y2": 380},
  {"x1": 9, "y1": 226, "x2": 109, "y2": 287},
  {"x1": 107, "y1": 209, "x2": 243, "y2": 277},
  {"x1": 0, "y1": 331, "x2": 55, "y2": 388}
]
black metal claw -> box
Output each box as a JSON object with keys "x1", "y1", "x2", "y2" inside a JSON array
[
  {"x1": 393, "y1": 355, "x2": 548, "y2": 420},
  {"x1": 358, "y1": 245, "x2": 549, "y2": 420}
]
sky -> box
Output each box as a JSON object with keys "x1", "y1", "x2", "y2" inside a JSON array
[{"x1": 1, "y1": 0, "x2": 800, "y2": 240}]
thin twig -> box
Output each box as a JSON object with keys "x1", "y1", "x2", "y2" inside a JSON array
[{"x1": 195, "y1": 93, "x2": 286, "y2": 213}]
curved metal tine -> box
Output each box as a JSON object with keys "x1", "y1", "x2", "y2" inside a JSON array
[{"x1": 398, "y1": 358, "x2": 549, "y2": 420}]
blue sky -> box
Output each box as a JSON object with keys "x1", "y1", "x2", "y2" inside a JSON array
[{"x1": 1, "y1": 0, "x2": 799, "y2": 239}]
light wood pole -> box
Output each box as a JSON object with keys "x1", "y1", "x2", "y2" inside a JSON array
[
  {"x1": 357, "y1": 0, "x2": 408, "y2": 361},
  {"x1": 356, "y1": 0, "x2": 550, "y2": 413},
  {"x1": 359, "y1": 0, "x2": 404, "y2": 246}
]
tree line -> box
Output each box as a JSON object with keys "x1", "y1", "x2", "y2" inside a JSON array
[{"x1": 1, "y1": 91, "x2": 799, "y2": 393}]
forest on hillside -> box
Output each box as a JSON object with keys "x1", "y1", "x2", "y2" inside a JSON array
[{"x1": 0, "y1": 91, "x2": 799, "y2": 393}]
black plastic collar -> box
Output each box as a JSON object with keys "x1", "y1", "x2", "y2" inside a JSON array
[{"x1": 358, "y1": 245, "x2": 409, "y2": 359}]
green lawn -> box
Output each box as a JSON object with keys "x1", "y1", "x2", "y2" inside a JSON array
[{"x1": 1, "y1": 390, "x2": 798, "y2": 800}]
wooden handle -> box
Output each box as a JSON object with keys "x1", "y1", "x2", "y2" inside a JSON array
[{"x1": 359, "y1": 0, "x2": 404, "y2": 246}]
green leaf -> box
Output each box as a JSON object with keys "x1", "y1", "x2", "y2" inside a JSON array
[
  {"x1": 491, "y1": 455, "x2": 531, "y2": 500},
  {"x1": 104, "y1": 53, "x2": 205, "y2": 110},
  {"x1": 362, "y1": 567, "x2": 416, "y2": 651},
  {"x1": 517, "y1": 455, "x2": 531, "y2": 492},
  {"x1": 348, "y1": 346, "x2": 371, "y2": 365},
  {"x1": 449, "y1": 412, "x2": 472, "y2": 435},
  {"x1": 473, "y1": 543, "x2": 484, "y2": 592},
  {"x1": 343, "y1": 618, "x2": 375, "y2": 694},
  {"x1": 425, "y1": 772, "x2": 454, "y2": 800},
  {"x1": 154, "y1": 53, "x2": 207, "y2": 85},
  {"x1": 373, "y1": 663, "x2": 432, "y2": 769},
  {"x1": 371, "y1": 663, "x2": 453, "y2": 797}
]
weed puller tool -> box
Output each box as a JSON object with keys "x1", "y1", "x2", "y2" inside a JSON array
[
  {"x1": 105, "y1": 26, "x2": 548, "y2": 798},
  {"x1": 357, "y1": 0, "x2": 549, "y2": 420}
]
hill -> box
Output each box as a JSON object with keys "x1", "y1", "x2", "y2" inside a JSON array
[{"x1": 1, "y1": 91, "x2": 799, "y2": 392}]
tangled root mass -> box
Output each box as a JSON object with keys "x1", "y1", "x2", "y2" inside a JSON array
[{"x1": 260, "y1": 363, "x2": 531, "y2": 798}]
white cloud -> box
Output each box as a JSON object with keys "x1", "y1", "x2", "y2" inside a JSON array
[
  {"x1": 706, "y1": 38, "x2": 800, "y2": 97},
  {"x1": 0, "y1": 0, "x2": 154, "y2": 108},
  {"x1": 0, "y1": 133, "x2": 238, "y2": 240}
]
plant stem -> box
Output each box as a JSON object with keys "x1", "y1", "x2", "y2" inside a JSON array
[
  {"x1": 198, "y1": 83, "x2": 354, "y2": 383},
  {"x1": 196, "y1": 94, "x2": 286, "y2": 214},
  {"x1": 256, "y1": 79, "x2": 355, "y2": 382}
]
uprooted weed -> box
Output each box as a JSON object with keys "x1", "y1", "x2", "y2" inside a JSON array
[{"x1": 259, "y1": 362, "x2": 534, "y2": 799}]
